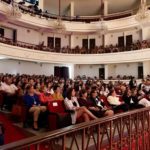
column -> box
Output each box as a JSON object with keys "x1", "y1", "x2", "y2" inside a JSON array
[
  {"x1": 69, "y1": 64, "x2": 75, "y2": 79},
  {"x1": 103, "y1": 0, "x2": 108, "y2": 16},
  {"x1": 142, "y1": 0, "x2": 146, "y2": 4},
  {"x1": 70, "y1": 1, "x2": 75, "y2": 17},
  {"x1": 69, "y1": 34, "x2": 75, "y2": 49},
  {"x1": 104, "y1": 64, "x2": 108, "y2": 79},
  {"x1": 38, "y1": 0, "x2": 44, "y2": 11},
  {"x1": 143, "y1": 61, "x2": 150, "y2": 78}
]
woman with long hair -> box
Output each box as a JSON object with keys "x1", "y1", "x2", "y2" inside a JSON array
[{"x1": 64, "y1": 88, "x2": 97, "y2": 124}]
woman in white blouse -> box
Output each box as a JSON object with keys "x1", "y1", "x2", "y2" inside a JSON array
[
  {"x1": 107, "y1": 89, "x2": 129, "y2": 113},
  {"x1": 64, "y1": 88, "x2": 97, "y2": 124}
]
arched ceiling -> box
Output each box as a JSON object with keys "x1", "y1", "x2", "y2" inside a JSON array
[{"x1": 41, "y1": 0, "x2": 150, "y2": 16}]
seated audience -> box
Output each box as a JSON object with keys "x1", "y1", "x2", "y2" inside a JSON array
[
  {"x1": 23, "y1": 85, "x2": 47, "y2": 130},
  {"x1": 107, "y1": 89, "x2": 129, "y2": 113},
  {"x1": 78, "y1": 89, "x2": 114, "y2": 118},
  {"x1": 64, "y1": 88, "x2": 97, "y2": 124}
]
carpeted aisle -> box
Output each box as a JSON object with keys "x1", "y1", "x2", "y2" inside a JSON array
[{"x1": 0, "y1": 112, "x2": 27, "y2": 144}]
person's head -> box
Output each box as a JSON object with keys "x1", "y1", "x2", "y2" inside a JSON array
[
  {"x1": 90, "y1": 89, "x2": 98, "y2": 98},
  {"x1": 40, "y1": 86, "x2": 47, "y2": 93},
  {"x1": 66, "y1": 88, "x2": 76, "y2": 100},
  {"x1": 127, "y1": 89, "x2": 132, "y2": 96},
  {"x1": 79, "y1": 89, "x2": 87, "y2": 99},
  {"x1": 6, "y1": 77, "x2": 12, "y2": 85},
  {"x1": 53, "y1": 85, "x2": 61, "y2": 94},
  {"x1": 109, "y1": 89, "x2": 116, "y2": 96},
  {"x1": 29, "y1": 79, "x2": 35, "y2": 86},
  {"x1": 26, "y1": 84, "x2": 34, "y2": 94},
  {"x1": 132, "y1": 89, "x2": 137, "y2": 96}
]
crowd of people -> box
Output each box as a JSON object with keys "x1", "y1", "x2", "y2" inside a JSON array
[{"x1": 0, "y1": 73, "x2": 150, "y2": 130}]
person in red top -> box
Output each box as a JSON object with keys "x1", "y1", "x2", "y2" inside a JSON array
[{"x1": 39, "y1": 86, "x2": 54, "y2": 106}]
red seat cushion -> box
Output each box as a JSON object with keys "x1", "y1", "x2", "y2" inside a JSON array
[
  {"x1": 48, "y1": 100, "x2": 65, "y2": 113},
  {"x1": 100, "y1": 95, "x2": 110, "y2": 107}
]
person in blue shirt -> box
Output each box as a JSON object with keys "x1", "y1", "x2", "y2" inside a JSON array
[{"x1": 24, "y1": 84, "x2": 47, "y2": 130}]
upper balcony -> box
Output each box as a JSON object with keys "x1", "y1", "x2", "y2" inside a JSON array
[{"x1": 0, "y1": 0, "x2": 146, "y2": 33}]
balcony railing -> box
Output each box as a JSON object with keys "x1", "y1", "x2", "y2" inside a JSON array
[
  {"x1": 0, "y1": 36, "x2": 149, "y2": 55},
  {"x1": 1, "y1": 107, "x2": 150, "y2": 150},
  {"x1": 0, "y1": 0, "x2": 139, "y2": 23}
]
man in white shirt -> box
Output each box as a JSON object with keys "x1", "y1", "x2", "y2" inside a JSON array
[{"x1": 0, "y1": 77, "x2": 18, "y2": 111}]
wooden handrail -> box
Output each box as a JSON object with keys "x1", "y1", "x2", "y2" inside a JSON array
[{"x1": 1, "y1": 106, "x2": 150, "y2": 150}]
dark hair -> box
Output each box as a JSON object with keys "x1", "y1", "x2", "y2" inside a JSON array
[
  {"x1": 53, "y1": 85, "x2": 60, "y2": 91},
  {"x1": 90, "y1": 89, "x2": 97, "y2": 97},
  {"x1": 25, "y1": 84, "x2": 33, "y2": 94},
  {"x1": 107, "y1": 89, "x2": 115, "y2": 97},
  {"x1": 66, "y1": 88, "x2": 75, "y2": 100},
  {"x1": 79, "y1": 89, "x2": 87, "y2": 98}
]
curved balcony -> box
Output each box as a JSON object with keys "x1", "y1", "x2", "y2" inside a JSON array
[
  {"x1": 0, "y1": 39, "x2": 150, "y2": 64},
  {"x1": 0, "y1": 1, "x2": 141, "y2": 33}
]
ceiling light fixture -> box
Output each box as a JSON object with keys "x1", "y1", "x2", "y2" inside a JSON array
[
  {"x1": 53, "y1": 17, "x2": 66, "y2": 33},
  {"x1": 96, "y1": 19, "x2": 108, "y2": 34},
  {"x1": 53, "y1": 0, "x2": 66, "y2": 33},
  {"x1": 135, "y1": 0, "x2": 150, "y2": 24},
  {"x1": 7, "y1": 0, "x2": 22, "y2": 19}
]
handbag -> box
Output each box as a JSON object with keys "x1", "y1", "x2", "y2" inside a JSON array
[{"x1": 12, "y1": 104, "x2": 22, "y2": 117}]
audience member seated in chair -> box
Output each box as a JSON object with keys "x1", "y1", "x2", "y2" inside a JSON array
[
  {"x1": 122, "y1": 89, "x2": 144, "y2": 110},
  {"x1": 0, "y1": 77, "x2": 18, "y2": 111},
  {"x1": 107, "y1": 89, "x2": 129, "y2": 113},
  {"x1": 52, "y1": 85, "x2": 64, "y2": 101},
  {"x1": 23, "y1": 85, "x2": 47, "y2": 130},
  {"x1": 39, "y1": 86, "x2": 54, "y2": 106},
  {"x1": 64, "y1": 88, "x2": 97, "y2": 125},
  {"x1": 86, "y1": 89, "x2": 114, "y2": 117}
]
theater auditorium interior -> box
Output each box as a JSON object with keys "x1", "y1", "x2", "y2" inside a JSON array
[{"x1": 0, "y1": 0, "x2": 150, "y2": 149}]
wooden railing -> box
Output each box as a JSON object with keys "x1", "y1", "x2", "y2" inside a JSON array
[{"x1": 1, "y1": 107, "x2": 150, "y2": 150}]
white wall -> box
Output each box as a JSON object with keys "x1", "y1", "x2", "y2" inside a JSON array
[
  {"x1": 74, "y1": 64, "x2": 104, "y2": 78},
  {"x1": 0, "y1": 59, "x2": 54, "y2": 75},
  {"x1": 72, "y1": 34, "x2": 103, "y2": 48},
  {"x1": 0, "y1": 59, "x2": 74, "y2": 78},
  {"x1": 105, "y1": 29, "x2": 141, "y2": 46},
  {"x1": 142, "y1": 27, "x2": 150, "y2": 41},
  {"x1": 107, "y1": 62, "x2": 139, "y2": 78},
  {"x1": 105, "y1": 32, "x2": 123, "y2": 46},
  {"x1": 74, "y1": 63, "x2": 139, "y2": 79}
]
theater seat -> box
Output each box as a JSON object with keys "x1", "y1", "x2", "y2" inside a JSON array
[
  {"x1": 100, "y1": 95, "x2": 111, "y2": 108},
  {"x1": 47, "y1": 100, "x2": 71, "y2": 131}
]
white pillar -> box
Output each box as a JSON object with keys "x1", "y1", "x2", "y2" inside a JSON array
[
  {"x1": 39, "y1": 0, "x2": 44, "y2": 11},
  {"x1": 104, "y1": 64, "x2": 108, "y2": 79},
  {"x1": 70, "y1": 34, "x2": 75, "y2": 49},
  {"x1": 142, "y1": 0, "x2": 146, "y2": 4},
  {"x1": 70, "y1": 1, "x2": 75, "y2": 17},
  {"x1": 143, "y1": 61, "x2": 150, "y2": 78},
  {"x1": 69, "y1": 64, "x2": 74, "y2": 79},
  {"x1": 104, "y1": 0, "x2": 108, "y2": 16}
]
